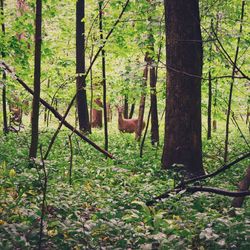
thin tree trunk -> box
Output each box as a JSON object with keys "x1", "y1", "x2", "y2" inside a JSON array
[
  {"x1": 38, "y1": 146, "x2": 47, "y2": 250},
  {"x1": 1, "y1": 0, "x2": 8, "y2": 134},
  {"x1": 207, "y1": 70, "x2": 212, "y2": 139},
  {"x1": 140, "y1": 106, "x2": 151, "y2": 158},
  {"x1": 212, "y1": 14, "x2": 220, "y2": 132},
  {"x1": 76, "y1": 0, "x2": 91, "y2": 133},
  {"x1": 124, "y1": 94, "x2": 129, "y2": 118},
  {"x1": 150, "y1": 62, "x2": 159, "y2": 145},
  {"x1": 90, "y1": 43, "x2": 94, "y2": 126},
  {"x1": 224, "y1": 0, "x2": 245, "y2": 163},
  {"x1": 99, "y1": 0, "x2": 108, "y2": 152},
  {"x1": 147, "y1": 0, "x2": 159, "y2": 146},
  {"x1": 213, "y1": 79, "x2": 218, "y2": 131},
  {"x1": 246, "y1": 105, "x2": 249, "y2": 124},
  {"x1": 207, "y1": 20, "x2": 213, "y2": 140},
  {"x1": 162, "y1": 0, "x2": 204, "y2": 176},
  {"x1": 136, "y1": 53, "x2": 149, "y2": 141},
  {"x1": 29, "y1": 0, "x2": 42, "y2": 158},
  {"x1": 129, "y1": 102, "x2": 135, "y2": 119},
  {"x1": 68, "y1": 134, "x2": 73, "y2": 186}
]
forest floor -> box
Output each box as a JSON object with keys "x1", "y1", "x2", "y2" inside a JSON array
[{"x1": 0, "y1": 119, "x2": 249, "y2": 249}]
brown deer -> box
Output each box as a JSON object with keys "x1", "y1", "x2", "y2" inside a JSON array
[
  {"x1": 117, "y1": 106, "x2": 145, "y2": 133},
  {"x1": 91, "y1": 98, "x2": 103, "y2": 128}
]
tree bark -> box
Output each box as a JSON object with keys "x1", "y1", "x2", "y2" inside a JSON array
[
  {"x1": 29, "y1": 0, "x2": 42, "y2": 158},
  {"x1": 1, "y1": 0, "x2": 8, "y2": 134},
  {"x1": 162, "y1": 0, "x2": 204, "y2": 176},
  {"x1": 76, "y1": 0, "x2": 91, "y2": 133}
]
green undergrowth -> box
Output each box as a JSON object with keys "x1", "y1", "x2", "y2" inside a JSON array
[{"x1": 0, "y1": 128, "x2": 249, "y2": 249}]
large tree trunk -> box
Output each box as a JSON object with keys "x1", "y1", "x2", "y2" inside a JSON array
[
  {"x1": 162, "y1": 0, "x2": 204, "y2": 176},
  {"x1": 29, "y1": 0, "x2": 42, "y2": 158},
  {"x1": 1, "y1": 0, "x2": 8, "y2": 134},
  {"x1": 76, "y1": 0, "x2": 91, "y2": 133}
]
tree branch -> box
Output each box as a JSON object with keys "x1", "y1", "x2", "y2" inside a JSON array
[{"x1": 147, "y1": 153, "x2": 250, "y2": 205}]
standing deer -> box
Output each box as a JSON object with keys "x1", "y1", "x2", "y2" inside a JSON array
[
  {"x1": 117, "y1": 106, "x2": 145, "y2": 133},
  {"x1": 91, "y1": 98, "x2": 103, "y2": 128}
]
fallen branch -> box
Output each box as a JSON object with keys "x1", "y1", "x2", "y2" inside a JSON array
[
  {"x1": 0, "y1": 61, "x2": 114, "y2": 159},
  {"x1": 146, "y1": 186, "x2": 250, "y2": 206},
  {"x1": 187, "y1": 186, "x2": 250, "y2": 197},
  {"x1": 147, "y1": 153, "x2": 250, "y2": 205},
  {"x1": 182, "y1": 152, "x2": 250, "y2": 187}
]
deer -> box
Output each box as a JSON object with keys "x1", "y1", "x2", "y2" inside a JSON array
[
  {"x1": 117, "y1": 106, "x2": 145, "y2": 133},
  {"x1": 91, "y1": 98, "x2": 103, "y2": 128}
]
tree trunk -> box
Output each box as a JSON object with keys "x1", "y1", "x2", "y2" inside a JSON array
[
  {"x1": 147, "y1": 0, "x2": 159, "y2": 146},
  {"x1": 1, "y1": 0, "x2": 8, "y2": 134},
  {"x1": 148, "y1": 42, "x2": 159, "y2": 145},
  {"x1": 135, "y1": 53, "x2": 149, "y2": 141},
  {"x1": 124, "y1": 94, "x2": 129, "y2": 118},
  {"x1": 162, "y1": 0, "x2": 204, "y2": 176},
  {"x1": 232, "y1": 166, "x2": 250, "y2": 208},
  {"x1": 99, "y1": 0, "x2": 108, "y2": 152},
  {"x1": 29, "y1": 0, "x2": 42, "y2": 158},
  {"x1": 207, "y1": 70, "x2": 212, "y2": 139},
  {"x1": 150, "y1": 62, "x2": 159, "y2": 145},
  {"x1": 89, "y1": 43, "x2": 94, "y2": 126},
  {"x1": 129, "y1": 102, "x2": 135, "y2": 119},
  {"x1": 76, "y1": 0, "x2": 91, "y2": 133}
]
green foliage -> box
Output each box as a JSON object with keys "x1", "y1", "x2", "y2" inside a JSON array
[
  {"x1": 0, "y1": 0, "x2": 249, "y2": 249},
  {"x1": 0, "y1": 127, "x2": 249, "y2": 249}
]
